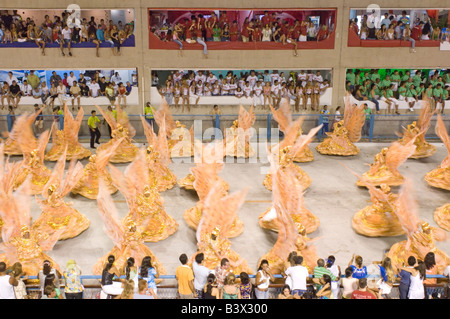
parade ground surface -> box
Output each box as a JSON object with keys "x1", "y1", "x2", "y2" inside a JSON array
[{"x1": 9, "y1": 142, "x2": 449, "y2": 282}]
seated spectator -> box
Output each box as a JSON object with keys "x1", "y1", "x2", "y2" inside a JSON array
[
  {"x1": 70, "y1": 81, "x2": 81, "y2": 110},
  {"x1": 8, "y1": 80, "x2": 21, "y2": 108},
  {"x1": 41, "y1": 285, "x2": 57, "y2": 299}
]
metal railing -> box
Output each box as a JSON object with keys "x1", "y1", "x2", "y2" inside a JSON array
[{"x1": 3, "y1": 113, "x2": 449, "y2": 143}]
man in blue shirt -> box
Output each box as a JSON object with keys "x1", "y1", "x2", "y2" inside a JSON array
[
  {"x1": 320, "y1": 105, "x2": 330, "y2": 134},
  {"x1": 399, "y1": 11, "x2": 410, "y2": 30}
]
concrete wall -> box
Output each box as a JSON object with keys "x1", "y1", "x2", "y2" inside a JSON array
[{"x1": 0, "y1": 0, "x2": 448, "y2": 113}]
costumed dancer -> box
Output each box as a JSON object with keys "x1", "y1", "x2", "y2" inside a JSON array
[
  {"x1": 183, "y1": 142, "x2": 243, "y2": 238},
  {"x1": 190, "y1": 181, "x2": 252, "y2": 274},
  {"x1": 13, "y1": 120, "x2": 52, "y2": 195},
  {"x1": 141, "y1": 116, "x2": 177, "y2": 192},
  {"x1": 263, "y1": 121, "x2": 321, "y2": 192},
  {"x1": 385, "y1": 179, "x2": 449, "y2": 273},
  {"x1": 32, "y1": 148, "x2": 90, "y2": 240},
  {"x1": 96, "y1": 103, "x2": 139, "y2": 163},
  {"x1": 425, "y1": 114, "x2": 450, "y2": 191},
  {"x1": 260, "y1": 125, "x2": 322, "y2": 234},
  {"x1": 270, "y1": 100, "x2": 314, "y2": 162},
  {"x1": 259, "y1": 165, "x2": 319, "y2": 278},
  {"x1": 224, "y1": 105, "x2": 256, "y2": 158},
  {"x1": 71, "y1": 138, "x2": 124, "y2": 199},
  {"x1": 434, "y1": 204, "x2": 450, "y2": 232},
  {"x1": 398, "y1": 100, "x2": 436, "y2": 159},
  {"x1": 356, "y1": 139, "x2": 417, "y2": 187},
  {"x1": 0, "y1": 177, "x2": 69, "y2": 276},
  {"x1": 44, "y1": 104, "x2": 91, "y2": 161},
  {"x1": 154, "y1": 98, "x2": 193, "y2": 158},
  {"x1": 108, "y1": 149, "x2": 178, "y2": 243},
  {"x1": 316, "y1": 94, "x2": 365, "y2": 156},
  {"x1": 92, "y1": 178, "x2": 166, "y2": 276},
  {"x1": 3, "y1": 111, "x2": 41, "y2": 156}
]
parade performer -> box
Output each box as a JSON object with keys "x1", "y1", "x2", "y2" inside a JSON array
[
  {"x1": 316, "y1": 95, "x2": 365, "y2": 156},
  {"x1": 0, "y1": 178, "x2": 68, "y2": 276},
  {"x1": 356, "y1": 139, "x2": 417, "y2": 187},
  {"x1": 141, "y1": 116, "x2": 177, "y2": 192},
  {"x1": 96, "y1": 103, "x2": 139, "y2": 163},
  {"x1": 13, "y1": 120, "x2": 52, "y2": 195},
  {"x1": 183, "y1": 142, "x2": 243, "y2": 238},
  {"x1": 92, "y1": 179, "x2": 166, "y2": 276},
  {"x1": 154, "y1": 98, "x2": 193, "y2": 158},
  {"x1": 32, "y1": 148, "x2": 90, "y2": 240},
  {"x1": 425, "y1": 114, "x2": 450, "y2": 191},
  {"x1": 224, "y1": 105, "x2": 256, "y2": 158},
  {"x1": 270, "y1": 100, "x2": 314, "y2": 162},
  {"x1": 45, "y1": 104, "x2": 91, "y2": 161},
  {"x1": 190, "y1": 181, "x2": 252, "y2": 274},
  {"x1": 434, "y1": 203, "x2": 450, "y2": 232},
  {"x1": 108, "y1": 149, "x2": 178, "y2": 243},
  {"x1": 260, "y1": 126, "x2": 322, "y2": 233},
  {"x1": 71, "y1": 138, "x2": 123, "y2": 199},
  {"x1": 398, "y1": 101, "x2": 436, "y2": 159},
  {"x1": 3, "y1": 111, "x2": 41, "y2": 156},
  {"x1": 386, "y1": 179, "x2": 449, "y2": 273}
]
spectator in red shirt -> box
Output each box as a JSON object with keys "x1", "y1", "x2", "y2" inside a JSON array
[
  {"x1": 241, "y1": 18, "x2": 251, "y2": 42},
  {"x1": 351, "y1": 278, "x2": 380, "y2": 299},
  {"x1": 208, "y1": 12, "x2": 218, "y2": 27},
  {"x1": 299, "y1": 21, "x2": 308, "y2": 41},
  {"x1": 230, "y1": 20, "x2": 239, "y2": 41},
  {"x1": 261, "y1": 11, "x2": 270, "y2": 27},
  {"x1": 205, "y1": 20, "x2": 214, "y2": 41},
  {"x1": 253, "y1": 25, "x2": 262, "y2": 42},
  {"x1": 317, "y1": 25, "x2": 330, "y2": 41},
  {"x1": 218, "y1": 11, "x2": 229, "y2": 28}
]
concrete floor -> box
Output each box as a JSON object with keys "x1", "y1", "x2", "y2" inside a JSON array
[{"x1": 4, "y1": 141, "x2": 449, "y2": 282}]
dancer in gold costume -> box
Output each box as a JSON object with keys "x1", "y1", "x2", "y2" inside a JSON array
[
  {"x1": 385, "y1": 179, "x2": 449, "y2": 273},
  {"x1": 356, "y1": 139, "x2": 417, "y2": 187},
  {"x1": 352, "y1": 177, "x2": 405, "y2": 237},
  {"x1": 154, "y1": 98, "x2": 194, "y2": 158},
  {"x1": 0, "y1": 179, "x2": 67, "y2": 276},
  {"x1": 398, "y1": 101, "x2": 436, "y2": 159},
  {"x1": 270, "y1": 100, "x2": 314, "y2": 162},
  {"x1": 178, "y1": 140, "x2": 229, "y2": 193},
  {"x1": 434, "y1": 204, "x2": 450, "y2": 231},
  {"x1": 96, "y1": 103, "x2": 139, "y2": 163},
  {"x1": 32, "y1": 149, "x2": 90, "y2": 241},
  {"x1": 13, "y1": 119, "x2": 52, "y2": 195},
  {"x1": 92, "y1": 179, "x2": 166, "y2": 276},
  {"x1": 3, "y1": 111, "x2": 41, "y2": 156},
  {"x1": 224, "y1": 105, "x2": 256, "y2": 158},
  {"x1": 141, "y1": 116, "x2": 177, "y2": 192},
  {"x1": 190, "y1": 181, "x2": 252, "y2": 274},
  {"x1": 183, "y1": 142, "x2": 243, "y2": 238},
  {"x1": 44, "y1": 104, "x2": 91, "y2": 161},
  {"x1": 316, "y1": 95, "x2": 365, "y2": 156},
  {"x1": 425, "y1": 114, "x2": 450, "y2": 191},
  {"x1": 259, "y1": 167, "x2": 318, "y2": 278},
  {"x1": 263, "y1": 123, "x2": 321, "y2": 192},
  {"x1": 108, "y1": 149, "x2": 178, "y2": 242},
  {"x1": 71, "y1": 138, "x2": 123, "y2": 199},
  {"x1": 260, "y1": 126, "x2": 322, "y2": 234}
]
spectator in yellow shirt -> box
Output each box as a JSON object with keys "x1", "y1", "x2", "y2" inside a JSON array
[
  {"x1": 175, "y1": 254, "x2": 197, "y2": 299},
  {"x1": 88, "y1": 110, "x2": 101, "y2": 149}
]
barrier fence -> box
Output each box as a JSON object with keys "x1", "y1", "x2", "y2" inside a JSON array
[
  {"x1": 21, "y1": 274, "x2": 449, "y2": 299},
  {"x1": 2, "y1": 113, "x2": 449, "y2": 143}
]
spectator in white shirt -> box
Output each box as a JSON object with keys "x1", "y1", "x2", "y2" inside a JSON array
[
  {"x1": 192, "y1": 253, "x2": 212, "y2": 299},
  {"x1": 271, "y1": 79, "x2": 282, "y2": 107},
  {"x1": 5, "y1": 72, "x2": 18, "y2": 86},
  {"x1": 253, "y1": 80, "x2": 264, "y2": 106},
  {"x1": 243, "y1": 81, "x2": 253, "y2": 98},
  {"x1": 195, "y1": 71, "x2": 206, "y2": 84},
  {"x1": 89, "y1": 79, "x2": 101, "y2": 98},
  {"x1": 270, "y1": 70, "x2": 280, "y2": 85},
  {"x1": 111, "y1": 72, "x2": 122, "y2": 84},
  {"x1": 283, "y1": 256, "x2": 309, "y2": 298},
  {"x1": 56, "y1": 81, "x2": 67, "y2": 105},
  {"x1": 313, "y1": 71, "x2": 324, "y2": 83},
  {"x1": 67, "y1": 71, "x2": 77, "y2": 88},
  {"x1": 60, "y1": 24, "x2": 72, "y2": 56},
  {"x1": 20, "y1": 80, "x2": 32, "y2": 96},
  {"x1": 246, "y1": 70, "x2": 258, "y2": 88},
  {"x1": 206, "y1": 73, "x2": 217, "y2": 86}
]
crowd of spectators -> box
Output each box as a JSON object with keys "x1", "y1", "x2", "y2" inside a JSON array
[
  {"x1": 152, "y1": 11, "x2": 333, "y2": 56},
  {"x1": 346, "y1": 68, "x2": 450, "y2": 114},
  {"x1": 349, "y1": 10, "x2": 450, "y2": 52},
  {"x1": 152, "y1": 69, "x2": 331, "y2": 111},
  {"x1": 0, "y1": 9, "x2": 134, "y2": 56},
  {"x1": 0, "y1": 251, "x2": 448, "y2": 299},
  {"x1": 0, "y1": 70, "x2": 134, "y2": 111}
]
